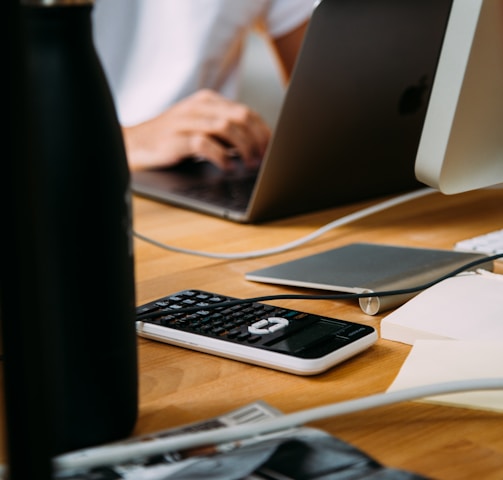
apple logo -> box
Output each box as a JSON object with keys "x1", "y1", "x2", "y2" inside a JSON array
[{"x1": 398, "y1": 75, "x2": 429, "y2": 115}]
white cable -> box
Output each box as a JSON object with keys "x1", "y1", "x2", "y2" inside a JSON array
[
  {"x1": 133, "y1": 187, "x2": 435, "y2": 259},
  {"x1": 53, "y1": 377, "x2": 503, "y2": 472}
]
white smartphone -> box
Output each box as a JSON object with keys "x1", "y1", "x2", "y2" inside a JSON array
[{"x1": 136, "y1": 290, "x2": 377, "y2": 375}]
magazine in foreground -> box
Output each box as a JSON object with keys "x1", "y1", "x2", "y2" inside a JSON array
[{"x1": 51, "y1": 401, "x2": 429, "y2": 480}]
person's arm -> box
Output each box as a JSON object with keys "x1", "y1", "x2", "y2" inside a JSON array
[{"x1": 268, "y1": 20, "x2": 309, "y2": 82}]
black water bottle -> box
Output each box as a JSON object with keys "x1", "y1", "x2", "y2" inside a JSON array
[{"x1": 9, "y1": 0, "x2": 138, "y2": 456}]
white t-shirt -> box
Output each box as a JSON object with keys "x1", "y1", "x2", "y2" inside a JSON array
[{"x1": 92, "y1": 0, "x2": 314, "y2": 126}]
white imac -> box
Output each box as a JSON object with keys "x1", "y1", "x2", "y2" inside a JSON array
[{"x1": 415, "y1": 0, "x2": 503, "y2": 193}]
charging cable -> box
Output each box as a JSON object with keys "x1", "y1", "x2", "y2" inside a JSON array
[
  {"x1": 133, "y1": 187, "x2": 436, "y2": 259},
  {"x1": 53, "y1": 377, "x2": 503, "y2": 472},
  {"x1": 136, "y1": 252, "x2": 501, "y2": 321}
]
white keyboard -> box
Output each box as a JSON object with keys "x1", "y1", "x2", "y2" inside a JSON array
[{"x1": 454, "y1": 229, "x2": 503, "y2": 257}]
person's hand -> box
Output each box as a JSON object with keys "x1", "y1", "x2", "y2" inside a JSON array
[{"x1": 122, "y1": 89, "x2": 272, "y2": 171}]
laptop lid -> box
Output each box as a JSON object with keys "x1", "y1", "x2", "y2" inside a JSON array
[{"x1": 131, "y1": 0, "x2": 453, "y2": 223}]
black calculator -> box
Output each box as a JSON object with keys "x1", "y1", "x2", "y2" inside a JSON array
[{"x1": 136, "y1": 290, "x2": 377, "y2": 375}]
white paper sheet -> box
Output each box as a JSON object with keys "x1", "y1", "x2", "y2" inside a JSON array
[{"x1": 387, "y1": 340, "x2": 503, "y2": 412}]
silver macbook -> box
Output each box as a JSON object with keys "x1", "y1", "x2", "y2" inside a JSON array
[{"x1": 131, "y1": 0, "x2": 453, "y2": 223}]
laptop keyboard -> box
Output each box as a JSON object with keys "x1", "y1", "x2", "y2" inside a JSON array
[{"x1": 179, "y1": 171, "x2": 257, "y2": 210}]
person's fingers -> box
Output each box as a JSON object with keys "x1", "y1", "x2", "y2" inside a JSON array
[
  {"x1": 184, "y1": 133, "x2": 238, "y2": 170},
  {"x1": 125, "y1": 128, "x2": 234, "y2": 171},
  {"x1": 179, "y1": 90, "x2": 271, "y2": 167},
  {"x1": 206, "y1": 104, "x2": 270, "y2": 167}
]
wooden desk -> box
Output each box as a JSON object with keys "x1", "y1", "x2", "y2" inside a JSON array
[{"x1": 132, "y1": 188, "x2": 502, "y2": 480}]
